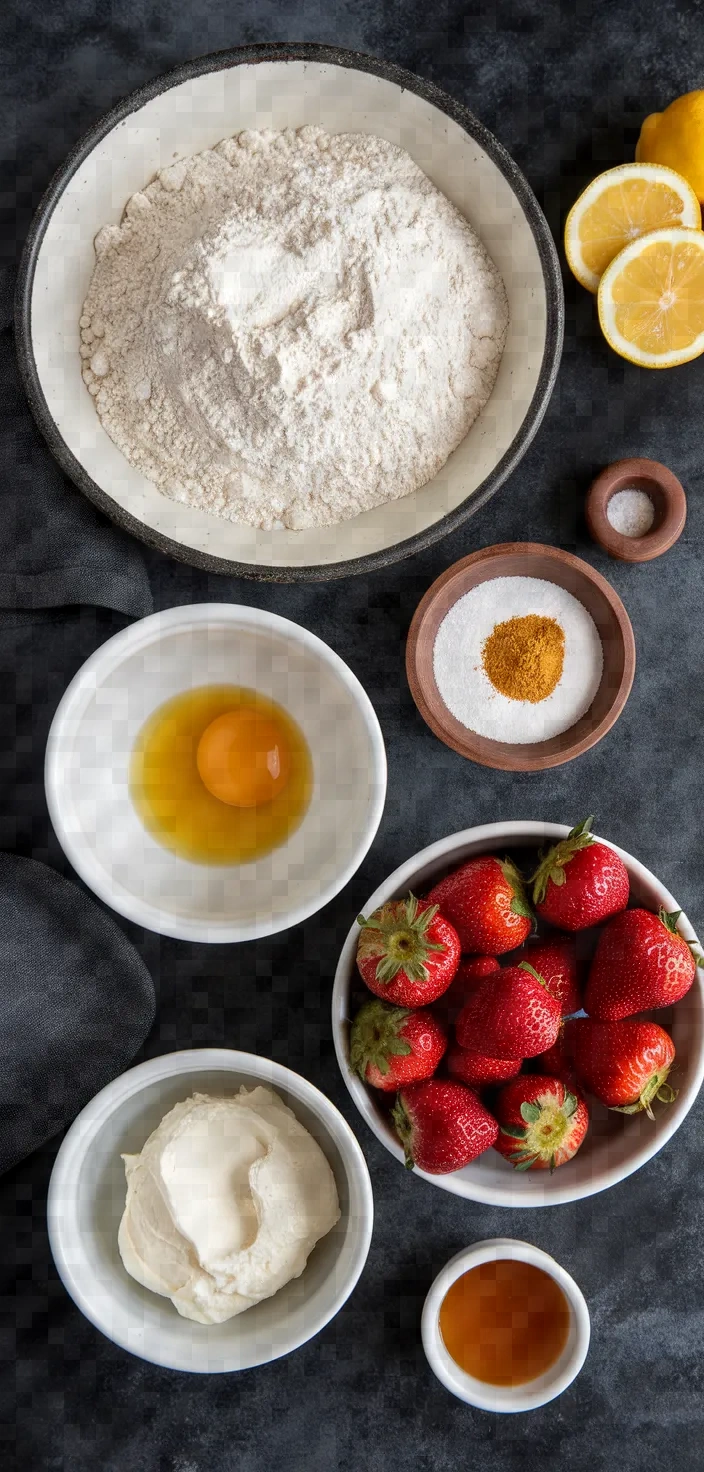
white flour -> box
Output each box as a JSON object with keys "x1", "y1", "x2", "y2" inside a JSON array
[{"x1": 80, "y1": 127, "x2": 508, "y2": 530}]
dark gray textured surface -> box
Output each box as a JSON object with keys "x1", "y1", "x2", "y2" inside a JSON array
[{"x1": 2, "y1": 1, "x2": 704, "y2": 1468}]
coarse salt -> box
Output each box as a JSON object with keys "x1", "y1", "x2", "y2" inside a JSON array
[
  {"x1": 433, "y1": 576, "x2": 604, "y2": 743},
  {"x1": 606, "y1": 489, "x2": 655, "y2": 538}
]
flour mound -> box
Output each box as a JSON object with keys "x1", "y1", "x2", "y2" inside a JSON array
[{"x1": 80, "y1": 127, "x2": 509, "y2": 531}]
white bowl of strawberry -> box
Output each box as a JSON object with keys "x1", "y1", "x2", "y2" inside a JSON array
[{"x1": 332, "y1": 819, "x2": 704, "y2": 1205}]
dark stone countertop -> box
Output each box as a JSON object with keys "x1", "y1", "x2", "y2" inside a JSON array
[{"x1": 2, "y1": 1, "x2": 704, "y2": 1468}]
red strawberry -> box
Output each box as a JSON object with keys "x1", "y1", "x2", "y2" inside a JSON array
[
  {"x1": 493, "y1": 1075, "x2": 589, "y2": 1171},
  {"x1": 356, "y1": 895, "x2": 460, "y2": 1007},
  {"x1": 535, "y1": 1023, "x2": 577, "y2": 1083},
  {"x1": 349, "y1": 999, "x2": 447, "y2": 1092},
  {"x1": 571, "y1": 1018, "x2": 676, "y2": 1118},
  {"x1": 456, "y1": 962, "x2": 561, "y2": 1059},
  {"x1": 585, "y1": 907, "x2": 702, "y2": 1020},
  {"x1": 531, "y1": 817, "x2": 629, "y2": 931},
  {"x1": 392, "y1": 1079, "x2": 498, "y2": 1174},
  {"x1": 433, "y1": 956, "x2": 500, "y2": 1024},
  {"x1": 446, "y1": 1045, "x2": 522, "y2": 1089},
  {"x1": 518, "y1": 935, "x2": 581, "y2": 1016},
  {"x1": 427, "y1": 856, "x2": 533, "y2": 955}
]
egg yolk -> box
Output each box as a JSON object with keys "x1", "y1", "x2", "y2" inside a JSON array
[{"x1": 196, "y1": 709, "x2": 291, "y2": 808}]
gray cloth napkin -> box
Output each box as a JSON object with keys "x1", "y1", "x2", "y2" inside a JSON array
[
  {"x1": 0, "y1": 851, "x2": 156, "y2": 1174},
  {"x1": 2, "y1": 296, "x2": 153, "y2": 619}
]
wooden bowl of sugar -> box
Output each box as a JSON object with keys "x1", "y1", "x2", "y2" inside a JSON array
[
  {"x1": 585, "y1": 457, "x2": 687, "y2": 563},
  {"x1": 406, "y1": 542, "x2": 635, "y2": 772}
]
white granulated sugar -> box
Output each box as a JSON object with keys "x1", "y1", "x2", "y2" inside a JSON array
[
  {"x1": 606, "y1": 488, "x2": 655, "y2": 538},
  {"x1": 80, "y1": 127, "x2": 509, "y2": 531},
  {"x1": 433, "y1": 576, "x2": 604, "y2": 743}
]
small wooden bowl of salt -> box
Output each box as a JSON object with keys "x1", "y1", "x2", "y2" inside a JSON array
[{"x1": 585, "y1": 457, "x2": 686, "y2": 563}]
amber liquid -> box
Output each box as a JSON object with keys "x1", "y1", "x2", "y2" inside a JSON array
[
  {"x1": 439, "y1": 1260, "x2": 571, "y2": 1387},
  {"x1": 130, "y1": 685, "x2": 312, "y2": 866}
]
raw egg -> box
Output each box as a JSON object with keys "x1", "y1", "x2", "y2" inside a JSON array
[
  {"x1": 130, "y1": 686, "x2": 312, "y2": 866},
  {"x1": 196, "y1": 708, "x2": 291, "y2": 808}
]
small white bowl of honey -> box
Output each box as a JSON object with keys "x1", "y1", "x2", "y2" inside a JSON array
[
  {"x1": 45, "y1": 604, "x2": 386, "y2": 941},
  {"x1": 421, "y1": 1238, "x2": 590, "y2": 1412}
]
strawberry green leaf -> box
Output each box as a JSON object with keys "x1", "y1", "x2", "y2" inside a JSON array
[
  {"x1": 531, "y1": 818, "x2": 595, "y2": 904},
  {"x1": 512, "y1": 1157, "x2": 536, "y2": 1172},
  {"x1": 569, "y1": 816, "x2": 594, "y2": 841},
  {"x1": 656, "y1": 1082, "x2": 677, "y2": 1104},
  {"x1": 391, "y1": 1094, "x2": 415, "y2": 1169},
  {"x1": 360, "y1": 895, "x2": 447, "y2": 985},
  {"x1": 563, "y1": 1092, "x2": 579, "y2": 1117},
  {"x1": 518, "y1": 961, "x2": 549, "y2": 989},
  {"x1": 350, "y1": 1000, "x2": 413, "y2": 1079},
  {"x1": 500, "y1": 858, "x2": 535, "y2": 924},
  {"x1": 520, "y1": 1102, "x2": 541, "y2": 1124},
  {"x1": 659, "y1": 907, "x2": 682, "y2": 935},
  {"x1": 500, "y1": 1124, "x2": 527, "y2": 1140}
]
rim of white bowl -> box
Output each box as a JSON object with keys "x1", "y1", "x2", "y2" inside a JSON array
[
  {"x1": 47, "y1": 1048, "x2": 375, "y2": 1372},
  {"x1": 44, "y1": 603, "x2": 387, "y2": 942},
  {"x1": 421, "y1": 1238, "x2": 590, "y2": 1411},
  {"x1": 332, "y1": 821, "x2": 704, "y2": 1205}
]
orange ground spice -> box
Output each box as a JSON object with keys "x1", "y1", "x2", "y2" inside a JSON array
[{"x1": 481, "y1": 614, "x2": 565, "y2": 703}]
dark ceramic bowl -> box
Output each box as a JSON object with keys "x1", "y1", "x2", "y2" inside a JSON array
[{"x1": 16, "y1": 44, "x2": 563, "y2": 582}]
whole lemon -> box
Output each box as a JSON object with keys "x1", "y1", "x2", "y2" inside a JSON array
[{"x1": 636, "y1": 90, "x2": 704, "y2": 203}]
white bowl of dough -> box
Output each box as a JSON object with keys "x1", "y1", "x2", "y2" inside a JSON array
[
  {"x1": 17, "y1": 42, "x2": 562, "y2": 580},
  {"x1": 45, "y1": 603, "x2": 387, "y2": 942},
  {"x1": 47, "y1": 1049, "x2": 374, "y2": 1372},
  {"x1": 332, "y1": 822, "x2": 704, "y2": 1207}
]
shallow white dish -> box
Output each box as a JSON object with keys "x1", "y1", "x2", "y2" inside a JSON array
[
  {"x1": 47, "y1": 1048, "x2": 374, "y2": 1373},
  {"x1": 17, "y1": 43, "x2": 562, "y2": 581},
  {"x1": 421, "y1": 1238, "x2": 590, "y2": 1411},
  {"x1": 45, "y1": 603, "x2": 386, "y2": 942},
  {"x1": 332, "y1": 821, "x2": 704, "y2": 1206}
]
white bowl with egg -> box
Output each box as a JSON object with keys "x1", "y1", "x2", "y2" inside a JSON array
[
  {"x1": 45, "y1": 603, "x2": 386, "y2": 941},
  {"x1": 16, "y1": 42, "x2": 562, "y2": 581},
  {"x1": 47, "y1": 1048, "x2": 374, "y2": 1372},
  {"x1": 332, "y1": 821, "x2": 704, "y2": 1205},
  {"x1": 421, "y1": 1238, "x2": 590, "y2": 1411}
]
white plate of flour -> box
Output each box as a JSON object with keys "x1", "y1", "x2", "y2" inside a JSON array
[{"x1": 18, "y1": 45, "x2": 563, "y2": 579}]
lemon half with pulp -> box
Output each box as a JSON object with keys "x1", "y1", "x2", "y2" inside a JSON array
[
  {"x1": 565, "y1": 163, "x2": 701, "y2": 293},
  {"x1": 597, "y1": 226, "x2": 704, "y2": 368}
]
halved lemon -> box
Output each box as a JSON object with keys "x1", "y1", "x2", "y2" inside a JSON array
[
  {"x1": 597, "y1": 226, "x2": 704, "y2": 368},
  {"x1": 564, "y1": 163, "x2": 701, "y2": 292}
]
